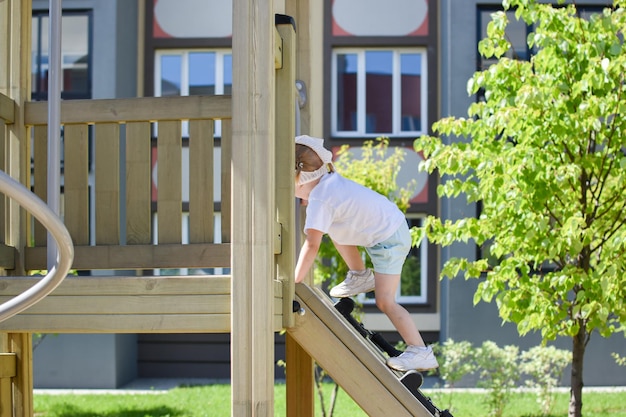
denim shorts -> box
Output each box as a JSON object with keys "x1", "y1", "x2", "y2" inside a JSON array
[{"x1": 364, "y1": 221, "x2": 411, "y2": 275}]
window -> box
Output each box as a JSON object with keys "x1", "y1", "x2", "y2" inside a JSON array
[
  {"x1": 31, "y1": 11, "x2": 92, "y2": 100},
  {"x1": 359, "y1": 216, "x2": 428, "y2": 305},
  {"x1": 155, "y1": 49, "x2": 232, "y2": 97},
  {"x1": 155, "y1": 49, "x2": 232, "y2": 137},
  {"x1": 332, "y1": 48, "x2": 428, "y2": 138},
  {"x1": 478, "y1": 5, "x2": 608, "y2": 71}
]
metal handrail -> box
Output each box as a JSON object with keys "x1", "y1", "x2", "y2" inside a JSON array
[{"x1": 0, "y1": 170, "x2": 74, "y2": 322}]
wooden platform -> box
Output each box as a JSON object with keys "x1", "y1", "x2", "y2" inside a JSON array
[{"x1": 0, "y1": 276, "x2": 284, "y2": 333}]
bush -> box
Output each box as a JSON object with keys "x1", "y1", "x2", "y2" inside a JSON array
[
  {"x1": 474, "y1": 341, "x2": 520, "y2": 417},
  {"x1": 520, "y1": 345, "x2": 570, "y2": 416},
  {"x1": 429, "y1": 339, "x2": 476, "y2": 411},
  {"x1": 431, "y1": 340, "x2": 569, "y2": 417}
]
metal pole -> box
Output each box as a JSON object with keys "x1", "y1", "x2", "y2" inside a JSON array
[{"x1": 47, "y1": 0, "x2": 62, "y2": 270}]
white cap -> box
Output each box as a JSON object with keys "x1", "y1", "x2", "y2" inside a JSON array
[
  {"x1": 295, "y1": 135, "x2": 334, "y2": 185},
  {"x1": 295, "y1": 135, "x2": 333, "y2": 165}
]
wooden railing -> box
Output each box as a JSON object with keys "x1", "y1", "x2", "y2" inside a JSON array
[
  {"x1": 0, "y1": 19, "x2": 296, "y2": 335},
  {"x1": 24, "y1": 95, "x2": 232, "y2": 271}
]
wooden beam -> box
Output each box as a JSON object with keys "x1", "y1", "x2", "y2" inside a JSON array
[
  {"x1": 290, "y1": 284, "x2": 431, "y2": 416},
  {"x1": 9, "y1": 333, "x2": 32, "y2": 417},
  {"x1": 156, "y1": 121, "x2": 182, "y2": 244},
  {"x1": 0, "y1": 277, "x2": 285, "y2": 334},
  {"x1": 0, "y1": 313, "x2": 285, "y2": 334},
  {"x1": 274, "y1": 26, "x2": 283, "y2": 69},
  {"x1": 0, "y1": 336, "x2": 10, "y2": 417},
  {"x1": 95, "y1": 123, "x2": 122, "y2": 244},
  {"x1": 24, "y1": 243, "x2": 232, "y2": 270},
  {"x1": 0, "y1": 244, "x2": 15, "y2": 269},
  {"x1": 24, "y1": 95, "x2": 232, "y2": 126},
  {"x1": 64, "y1": 124, "x2": 90, "y2": 245},
  {"x1": 0, "y1": 94, "x2": 14, "y2": 124},
  {"x1": 275, "y1": 20, "x2": 297, "y2": 328},
  {"x1": 189, "y1": 119, "x2": 215, "y2": 243},
  {"x1": 0, "y1": 353, "x2": 16, "y2": 378},
  {"x1": 285, "y1": 334, "x2": 314, "y2": 417},
  {"x1": 0, "y1": 275, "x2": 232, "y2": 296},
  {"x1": 231, "y1": 0, "x2": 276, "y2": 415},
  {"x1": 125, "y1": 121, "x2": 152, "y2": 244}
]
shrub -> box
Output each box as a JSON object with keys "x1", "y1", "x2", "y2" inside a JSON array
[
  {"x1": 520, "y1": 345, "x2": 570, "y2": 416},
  {"x1": 429, "y1": 339, "x2": 476, "y2": 411},
  {"x1": 474, "y1": 341, "x2": 520, "y2": 417}
]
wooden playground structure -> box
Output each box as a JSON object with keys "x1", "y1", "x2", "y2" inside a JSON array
[{"x1": 0, "y1": 1, "x2": 435, "y2": 416}]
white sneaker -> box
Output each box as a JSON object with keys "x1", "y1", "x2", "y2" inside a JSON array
[
  {"x1": 386, "y1": 345, "x2": 439, "y2": 372},
  {"x1": 329, "y1": 269, "x2": 375, "y2": 298}
]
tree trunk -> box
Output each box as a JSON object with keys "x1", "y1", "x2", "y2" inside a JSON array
[{"x1": 569, "y1": 326, "x2": 587, "y2": 417}]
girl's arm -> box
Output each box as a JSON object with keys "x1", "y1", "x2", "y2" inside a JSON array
[{"x1": 295, "y1": 228, "x2": 324, "y2": 283}]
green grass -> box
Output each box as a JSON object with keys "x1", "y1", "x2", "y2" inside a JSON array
[{"x1": 34, "y1": 384, "x2": 626, "y2": 417}]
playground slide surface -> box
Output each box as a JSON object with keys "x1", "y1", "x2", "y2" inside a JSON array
[{"x1": 288, "y1": 283, "x2": 433, "y2": 417}]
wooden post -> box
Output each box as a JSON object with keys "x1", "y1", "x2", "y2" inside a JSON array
[
  {"x1": 0, "y1": 1, "x2": 34, "y2": 417},
  {"x1": 283, "y1": 0, "x2": 323, "y2": 415},
  {"x1": 275, "y1": 17, "x2": 296, "y2": 330},
  {"x1": 231, "y1": 0, "x2": 276, "y2": 416},
  {"x1": 286, "y1": 0, "x2": 324, "y2": 137}
]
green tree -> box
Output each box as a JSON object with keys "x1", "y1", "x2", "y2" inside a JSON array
[{"x1": 414, "y1": 2, "x2": 626, "y2": 417}]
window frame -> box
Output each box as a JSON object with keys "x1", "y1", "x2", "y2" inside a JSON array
[
  {"x1": 331, "y1": 47, "x2": 428, "y2": 139},
  {"x1": 154, "y1": 49, "x2": 232, "y2": 97},
  {"x1": 31, "y1": 9, "x2": 93, "y2": 101}
]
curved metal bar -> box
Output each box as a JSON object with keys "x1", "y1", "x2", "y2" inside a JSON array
[{"x1": 0, "y1": 170, "x2": 74, "y2": 323}]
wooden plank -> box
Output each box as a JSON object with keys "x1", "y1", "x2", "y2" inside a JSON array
[
  {"x1": 95, "y1": 123, "x2": 120, "y2": 244},
  {"x1": 231, "y1": 0, "x2": 277, "y2": 414},
  {"x1": 156, "y1": 121, "x2": 182, "y2": 244},
  {"x1": 24, "y1": 243, "x2": 231, "y2": 270},
  {"x1": 290, "y1": 284, "x2": 429, "y2": 416},
  {"x1": 286, "y1": 334, "x2": 315, "y2": 417},
  {"x1": 0, "y1": 294, "x2": 282, "y2": 316},
  {"x1": 0, "y1": 275, "x2": 231, "y2": 296},
  {"x1": 220, "y1": 120, "x2": 232, "y2": 243},
  {"x1": 0, "y1": 244, "x2": 15, "y2": 269},
  {"x1": 188, "y1": 119, "x2": 214, "y2": 243},
  {"x1": 0, "y1": 314, "x2": 232, "y2": 333},
  {"x1": 0, "y1": 353, "x2": 16, "y2": 378},
  {"x1": 0, "y1": 314, "x2": 281, "y2": 334},
  {"x1": 24, "y1": 95, "x2": 232, "y2": 126},
  {"x1": 2, "y1": 4, "x2": 34, "y2": 416},
  {"x1": 9, "y1": 333, "x2": 33, "y2": 417},
  {"x1": 274, "y1": 26, "x2": 283, "y2": 70},
  {"x1": 0, "y1": 93, "x2": 14, "y2": 124},
  {"x1": 125, "y1": 121, "x2": 152, "y2": 244},
  {"x1": 0, "y1": 295, "x2": 232, "y2": 315},
  {"x1": 0, "y1": 314, "x2": 284, "y2": 334},
  {"x1": 63, "y1": 124, "x2": 90, "y2": 245},
  {"x1": 33, "y1": 125, "x2": 47, "y2": 246},
  {"x1": 275, "y1": 21, "x2": 297, "y2": 328},
  {"x1": 0, "y1": 120, "x2": 6, "y2": 242},
  {"x1": 0, "y1": 336, "x2": 9, "y2": 417}
]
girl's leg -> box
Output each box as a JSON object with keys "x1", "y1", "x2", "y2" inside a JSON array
[
  {"x1": 329, "y1": 241, "x2": 374, "y2": 298},
  {"x1": 374, "y1": 272, "x2": 425, "y2": 347},
  {"x1": 332, "y1": 241, "x2": 366, "y2": 271}
]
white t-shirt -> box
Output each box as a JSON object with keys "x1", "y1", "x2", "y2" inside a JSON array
[{"x1": 304, "y1": 173, "x2": 406, "y2": 247}]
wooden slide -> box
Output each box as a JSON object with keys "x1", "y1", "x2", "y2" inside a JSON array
[{"x1": 288, "y1": 283, "x2": 435, "y2": 417}]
